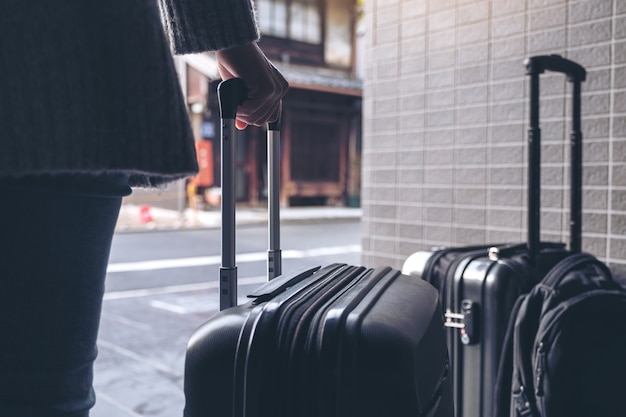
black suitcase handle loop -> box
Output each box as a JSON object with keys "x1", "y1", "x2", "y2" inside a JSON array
[
  {"x1": 525, "y1": 55, "x2": 586, "y2": 264},
  {"x1": 525, "y1": 54, "x2": 587, "y2": 82}
]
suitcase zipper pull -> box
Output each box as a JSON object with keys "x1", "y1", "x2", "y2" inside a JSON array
[
  {"x1": 488, "y1": 246, "x2": 501, "y2": 261},
  {"x1": 514, "y1": 385, "x2": 533, "y2": 417},
  {"x1": 535, "y1": 342, "x2": 546, "y2": 396},
  {"x1": 444, "y1": 300, "x2": 478, "y2": 345},
  {"x1": 444, "y1": 309, "x2": 464, "y2": 328}
]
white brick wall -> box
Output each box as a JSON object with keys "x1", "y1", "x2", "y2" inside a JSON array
[{"x1": 362, "y1": 0, "x2": 626, "y2": 274}]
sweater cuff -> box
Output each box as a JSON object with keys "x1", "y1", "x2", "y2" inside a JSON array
[{"x1": 159, "y1": 0, "x2": 260, "y2": 54}]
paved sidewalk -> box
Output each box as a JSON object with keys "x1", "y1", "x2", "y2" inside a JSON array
[
  {"x1": 115, "y1": 204, "x2": 362, "y2": 232},
  {"x1": 93, "y1": 204, "x2": 361, "y2": 417}
]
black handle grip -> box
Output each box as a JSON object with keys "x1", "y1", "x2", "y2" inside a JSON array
[
  {"x1": 524, "y1": 54, "x2": 586, "y2": 82},
  {"x1": 267, "y1": 102, "x2": 282, "y2": 132},
  {"x1": 218, "y1": 78, "x2": 248, "y2": 119}
]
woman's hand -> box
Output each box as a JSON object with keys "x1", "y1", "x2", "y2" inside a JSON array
[{"x1": 216, "y1": 42, "x2": 289, "y2": 130}]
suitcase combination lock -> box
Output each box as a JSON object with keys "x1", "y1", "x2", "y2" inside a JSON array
[{"x1": 444, "y1": 300, "x2": 478, "y2": 345}]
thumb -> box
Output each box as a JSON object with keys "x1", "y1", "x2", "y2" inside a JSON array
[{"x1": 235, "y1": 119, "x2": 248, "y2": 130}]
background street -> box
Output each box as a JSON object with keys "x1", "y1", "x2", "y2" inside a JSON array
[{"x1": 92, "y1": 219, "x2": 361, "y2": 417}]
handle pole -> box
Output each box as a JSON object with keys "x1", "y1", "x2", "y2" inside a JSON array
[
  {"x1": 268, "y1": 104, "x2": 282, "y2": 280},
  {"x1": 220, "y1": 117, "x2": 237, "y2": 310},
  {"x1": 528, "y1": 72, "x2": 541, "y2": 265},
  {"x1": 570, "y1": 79, "x2": 583, "y2": 253},
  {"x1": 218, "y1": 79, "x2": 247, "y2": 310}
]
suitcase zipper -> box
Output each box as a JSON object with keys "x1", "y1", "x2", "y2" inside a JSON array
[
  {"x1": 514, "y1": 385, "x2": 534, "y2": 417},
  {"x1": 534, "y1": 343, "x2": 546, "y2": 397}
]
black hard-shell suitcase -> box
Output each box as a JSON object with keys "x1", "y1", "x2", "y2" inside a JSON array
[
  {"x1": 402, "y1": 55, "x2": 587, "y2": 417},
  {"x1": 183, "y1": 79, "x2": 454, "y2": 417}
]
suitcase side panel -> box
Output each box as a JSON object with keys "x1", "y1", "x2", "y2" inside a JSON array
[
  {"x1": 450, "y1": 248, "x2": 567, "y2": 417},
  {"x1": 450, "y1": 257, "x2": 530, "y2": 417},
  {"x1": 474, "y1": 259, "x2": 529, "y2": 417},
  {"x1": 241, "y1": 264, "x2": 357, "y2": 417},
  {"x1": 340, "y1": 270, "x2": 453, "y2": 417},
  {"x1": 184, "y1": 264, "x2": 345, "y2": 417},
  {"x1": 184, "y1": 306, "x2": 251, "y2": 417},
  {"x1": 276, "y1": 266, "x2": 369, "y2": 417}
]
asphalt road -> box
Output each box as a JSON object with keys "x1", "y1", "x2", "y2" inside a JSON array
[{"x1": 92, "y1": 220, "x2": 361, "y2": 417}]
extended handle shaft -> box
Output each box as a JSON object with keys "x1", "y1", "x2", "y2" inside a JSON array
[
  {"x1": 217, "y1": 78, "x2": 284, "y2": 308},
  {"x1": 526, "y1": 56, "x2": 585, "y2": 264},
  {"x1": 218, "y1": 79, "x2": 247, "y2": 311},
  {"x1": 267, "y1": 106, "x2": 282, "y2": 280}
]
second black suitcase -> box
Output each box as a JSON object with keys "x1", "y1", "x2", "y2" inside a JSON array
[
  {"x1": 183, "y1": 79, "x2": 454, "y2": 417},
  {"x1": 402, "y1": 55, "x2": 587, "y2": 417}
]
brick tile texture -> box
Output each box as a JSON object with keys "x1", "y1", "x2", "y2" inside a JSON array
[{"x1": 362, "y1": 0, "x2": 626, "y2": 271}]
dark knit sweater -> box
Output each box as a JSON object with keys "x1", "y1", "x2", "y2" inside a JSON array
[{"x1": 0, "y1": 0, "x2": 259, "y2": 186}]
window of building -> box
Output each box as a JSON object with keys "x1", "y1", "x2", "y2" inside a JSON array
[{"x1": 257, "y1": 0, "x2": 322, "y2": 44}]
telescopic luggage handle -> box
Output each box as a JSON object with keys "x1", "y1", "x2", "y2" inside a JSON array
[
  {"x1": 525, "y1": 54, "x2": 587, "y2": 82},
  {"x1": 267, "y1": 103, "x2": 283, "y2": 281},
  {"x1": 218, "y1": 78, "x2": 283, "y2": 311},
  {"x1": 524, "y1": 55, "x2": 586, "y2": 264}
]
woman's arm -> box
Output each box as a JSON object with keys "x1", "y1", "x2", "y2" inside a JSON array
[
  {"x1": 158, "y1": 0, "x2": 259, "y2": 53},
  {"x1": 216, "y1": 42, "x2": 288, "y2": 129},
  {"x1": 159, "y1": 0, "x2": 287, "y2": 128}
]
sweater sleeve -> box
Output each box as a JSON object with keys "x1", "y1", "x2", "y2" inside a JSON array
[{"x1": 158, "y1": 0, "x2": 260, "y2": 54}]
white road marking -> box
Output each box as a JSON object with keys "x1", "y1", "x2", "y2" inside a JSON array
[
  {"x1": 103, "y1": 276, "x2": 266, "y2": 301},
  {"x1": 106, "y1": 245, "x2": 361, "y2": 273}
]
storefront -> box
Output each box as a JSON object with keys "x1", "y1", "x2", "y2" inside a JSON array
[{"x1": 198, "y1": 76, "x2": 362, "y2": 208}]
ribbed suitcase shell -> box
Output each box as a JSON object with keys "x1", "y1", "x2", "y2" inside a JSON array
[
  {"x1": 184, "y1": 264, "x2": 453, "y2": 417},
  {"x1": 183, "y1": 79, "x2": 454, "y2": 417}
]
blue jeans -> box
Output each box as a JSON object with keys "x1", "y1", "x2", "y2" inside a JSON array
[{"x1": 0, "y1": 174, "x2": 131, "y2": 417}]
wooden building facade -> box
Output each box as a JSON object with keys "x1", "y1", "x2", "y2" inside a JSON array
[{"x1": 183, "y1": 0, "x2": 363, "y2": 208}]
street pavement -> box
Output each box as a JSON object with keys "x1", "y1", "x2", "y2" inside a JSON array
[
  {"x1": 92, "y1": 205, "x2": 361, "y2": 417},
  {"x1": 115, "y1": 203, "x2": 362, "y2": 232}
]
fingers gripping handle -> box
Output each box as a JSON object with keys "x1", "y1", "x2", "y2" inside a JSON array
[{"x1": 218, "y1": 79, "x2": 247, "y2": 311}]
